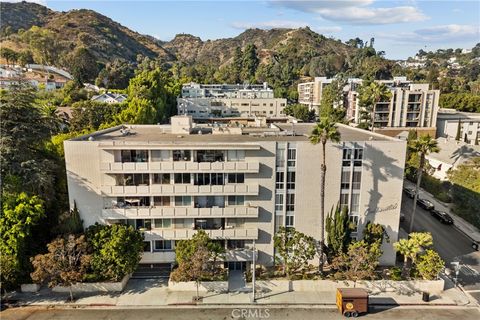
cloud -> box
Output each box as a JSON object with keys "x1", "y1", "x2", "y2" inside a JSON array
[
  {"x1": 271, "y1": 0, "x2": 427, "y2": 25},
  {"x1": 377, "y1": 24, "x2": 480, "y2": 43},
  {"x1": 230, "y1": 20, "x2": 341, "y2": 34}
]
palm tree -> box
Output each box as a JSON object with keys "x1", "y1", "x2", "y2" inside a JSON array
[
  {"x1": 394, "y1": 232, "x2": 433, "y2": 278},
  {"x1": 309, "y1": 117, "x2": 341, "y2": 274},
  {"x1": 358, "y1": 81, "x2": 392, "y2": 130},
  {"x1": 408, "y1": 135, "x2": 440, "y2": 233}
]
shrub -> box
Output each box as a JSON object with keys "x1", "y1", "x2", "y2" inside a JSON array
[{"x1": 85, "y1": 223, "x2": 143, "y2": 281}]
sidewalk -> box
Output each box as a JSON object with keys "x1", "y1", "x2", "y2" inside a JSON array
[
  {"x1": 4, "y1": 277, "x2": 476, "y2": 308},
  {"x1": 403, "y1": 180, "x2": 480, "y2": 243}
]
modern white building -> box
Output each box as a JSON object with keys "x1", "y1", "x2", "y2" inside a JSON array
[
  {"x1": 436, "y1": 108, "x2": 480, "y2": 145},
  {"x1": 64, "y1": 116, "x2": 406, "y2": 271},
  {"x1": 177, "y1": 82, "x2": 287, "y2": 119},
  {"x1": 297, "y1": 77, "x2": 333, "y2": 111}
]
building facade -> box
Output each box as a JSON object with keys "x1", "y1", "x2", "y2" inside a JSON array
[
  {"x1": 178, "y1": 82, "x2": 287, "y2": 119},
  {"x1": 436, "y1": 108, "x2": 480, "y2": 145},
  {"x1": 64, "y1": 116, "x2": 406, "y2": 270},
  {"x1": 297, "y1": 77, "x2": 333, "y2": 111}
]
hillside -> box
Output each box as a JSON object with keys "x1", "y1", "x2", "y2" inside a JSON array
[
  {"x1": 0, "y1": 1, "x2": 53, "y2": 34},
  {"x1": 0, "y1": 4, "x2": 174, "y2": 64}
]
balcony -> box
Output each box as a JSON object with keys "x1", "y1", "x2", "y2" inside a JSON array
[
  {"x1": 100, "y1": 183, "x2": 260, "y2": 196},
  {"x1": 143, "y1": 228, "x2": 258, "y2": 240},
  {"x1": 100, "y1": 161, "x2": 260, "y2": 173},
  {"x1": 102, "y1": 206, "x2": 259, "y2": 219}
]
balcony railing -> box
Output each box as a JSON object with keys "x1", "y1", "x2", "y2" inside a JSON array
[
  {"x1": 102, "y1": 206, "x2": 259, "y2": 219},
  {"x1": 143, "y1": 228, "x2": 258, "y2": 240},
  {"x1": 100, "y1": 183, "x2": 260, "y2": 196},
  {"x1": 100, "y1": 161, "x2": 260, "y2": 173}
]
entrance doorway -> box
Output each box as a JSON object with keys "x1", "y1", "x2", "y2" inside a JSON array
[{"x1": 226, "y1": 261, "x2": 246, "y2": 271}]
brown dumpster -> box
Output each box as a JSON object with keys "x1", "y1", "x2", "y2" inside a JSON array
[{"x1": 336, "y1": 288, "x2": 369, "y2": 317}]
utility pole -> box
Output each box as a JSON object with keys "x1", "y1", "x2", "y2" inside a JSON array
[{"x1": 251, "y1": 240, "x2": 256, "y2": 303}]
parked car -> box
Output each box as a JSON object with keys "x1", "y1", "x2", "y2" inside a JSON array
[
  {"x1": 403, "y1": 187, "x2": 416, "y2": 199},
  {"x1": 417, "y1": 198, "x2": 434, "y2": 211},
  {"x1": 430, "y1": 210, "x2": 454, "y2": 224}
]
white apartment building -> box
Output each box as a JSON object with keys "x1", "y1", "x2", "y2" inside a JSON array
[
  {"x1": 299, "y1": 77, "x2": 440, "y2": 137},
  {"x1": 64, "y1": 116, "x2": 406, "y2": 271},
  {"x1": 178, "y1": 82, "x2": 287, "y2": 119},
  {"x1": 436, "y1": 108, "x2": 480, "y2": 145}
]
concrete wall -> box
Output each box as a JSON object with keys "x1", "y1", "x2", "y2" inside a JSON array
[
  {"x1": 52, "y1": 274, "x2": 130, "y2": 293},
  {"x1": 168, "y1": 280, "x2": 229, "y2": 293}
]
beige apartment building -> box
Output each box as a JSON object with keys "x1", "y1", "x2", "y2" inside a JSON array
[
  {"x1": 64, "y1": 116, "x2": 406, "y2": 270},
  {"x1": 297, "y1": 77, "x2": 332, "y2": 111},
  {"x1": 178, "y1": 82, "x2": 287, "y2": 118}
]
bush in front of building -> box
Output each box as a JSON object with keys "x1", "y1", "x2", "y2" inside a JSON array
[{"x1": 85, "y1": 223, "x2": 144, "y2": 282}]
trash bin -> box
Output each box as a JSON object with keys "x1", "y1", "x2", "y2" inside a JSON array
[{"x1": 422, "y1": 291, "x2": 430, "y2": 302}]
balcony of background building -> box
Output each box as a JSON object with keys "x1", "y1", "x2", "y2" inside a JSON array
[
  {"x1": 100, "y1": 160, "x2": 259, "y2": 173},
  {"x1": 143, "y1": 227, "x2": 258, "y2": 240}
]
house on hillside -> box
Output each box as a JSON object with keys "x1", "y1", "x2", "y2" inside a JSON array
[{"x1": 91, "y1": 93, "x2": 128, "y2": 104}]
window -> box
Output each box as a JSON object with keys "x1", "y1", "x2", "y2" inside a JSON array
[
  {"x1": 143, "y1": 241, "x2": 151, "y2": 252},
  {"x1": 287, "y1": 172, "x2": 295, "y2": 190},
  {"x1": 275, "y1": 215, "x2": 284, "y2": 232},
  {"x1": 228, "y1": 173, "x2": 244, "y2": 184},
  {"x1": 351, "y1": 194, "x2": 360, "y2": 214},
  {"x1": 276, "y1": 147, "x2": 285, "y2": 167},
  {"x1": 174, "y1": 173, "x2": 191, "y2": 184},
  {"x1": 286, "y1": 194, "x2": 295, "y2": 211},
  {"x1": 352, "y1": 171, "x2": 361, "y2": 189},
  {"x1": 195, "y1": 173, "x2": 224, "y2": 185},
  {"x1": 354, "y1": 148, "x2": 363, "y2": 166},
  {"x1": 286, "y1": 215, "x2": 294, "y2": 227},
  {"x1": 154, "y1": 240, "x2": 173, "y2": 251},
  {"x1": 119, "y1": 173, "x2": 149, "y2": 186},
  {"x1": 136, "y1": 219, "x2": 152, "y2": 230},
  {"x1": 228, "y1": 195, "x2": 245, "y2": 206},
  {"x1": 178, "y1": 218, "x2": 194, "y2": 228},
  {"x1": 173, "y1": 150, "x2": 191, "y2": 161},
  {"x1": 151, "y1": 150, "x2": 169, "y2": 162},
  {"x1": 227, "y1": 150, "x2": 245, "y2": 161},
  {"x1": 342, "y1": 149, "x2": 352, "y2": 166},
  {"x1": 153, "y1": 173, "x2": 170, "y2": 184},
  {"x1": 275, "y1": 193, "x2": 284, "y2": 211},
  {"x1": 276, "y1": 172, "x2": 284, "y2": 189},
  {"x1": 341, "y1": 171, "x2": 350, "y2": 189},
  {"x1": 154, "y1": 219, "x2": 171, "y2": 229},
  {"x1": 287, "y1": 149, "x2": 296, "y2": 167},
  {"x1": 340, "y1": 193, "x2": 349, "y2": 210},
  {"x1": 196, "y1": 150, "x2": 224, "y2": 162},
  {"x1": 153, "y1": 196, "x2": 170, "y2": 206},
  {"x1": 349, "y1": 216, "x2": 359, "y2": 233},
  {"x1": 121, "y1": 150, "x2": 148, "y2": 163},
  {"x1": 175, "y1": 196, "x2": 191, "y2": 206},
  {"x1": 227, "y1": 240, "x2": 245, "y2": 249}
]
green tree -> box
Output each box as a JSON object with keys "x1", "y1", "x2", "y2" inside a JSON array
[
  {"x1": 363, "y1": 221, "x2": 388, "y2": 246},
  {"x1": 21, "y1": 26, "x2": 59, "y2": 65},
  {"x1": 70, "y1": 100, "x2": 125, "y2": 131},
  {"x1": 309, "y1": 117, "x2": 341, "y2": 274},
  {"x1": 393, "y1": 232, "x2": 433, "y2": 279},
  {"x1": 85, "y1": 223, "x2": 144, "y2": 281},
  {"x1": 408, "y1": 135, "x2": 440, "y2": 233},
  {"x1": 95, "y1": 59, "x2": 134, "y2": 89},
  {"x1": 0, "y1": 47, "x2": 19, "y2": 65},
  {"x1": 0, "y1": 193, "x2": 45, "y2": 289},
  {"x1": 55, "y1": 202, "x2": 84, "y2": 235},
  {"x1": 241, "y1": 44, "x2": 259, "y2": 83},
  {"x1": 115, "y1": 98, "x2": 156, "y2": 124},
  {"x1": 319, "y1": 79, "x2": 347, "y2": 122},
  {"x1": 273, "y1": 227, "x2": 317, "y2": 279},
  {"x1": 357, "y1": 81, "x2": 392, "y2": 130},
  {"x1": 174, "y1": 230, "x2": 224, "y2": 266},
  {"x1": 325, "y1": 204, "x2": 351, "y2": 256},
  {"x1": 30, "y1": 235, "x2": 91, "y2": 301},
  {"x1": 283, "y1": 104, "x2": 315, "y2": 121},
  {"x1": 0, "y1": 82, "x2": 56, "y2": 200},
  {"x1": 416, "y1": 249, "x2": 444, "y2": 280},
  {"x1": 331, "y1": 240, "x2": 381, "y2": 281},
  {"x1": 67, "y1": 47, "x2": 99, "y2": 84}
]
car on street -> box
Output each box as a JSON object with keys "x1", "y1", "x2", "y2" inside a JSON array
[
  {"x1": 430, "y1": 209, "x2": 454, "y2": 224},
  {"x1": 403, "y1": 187, "x2": 416, "y2": 198},
  {"x1": 417, "y1": 198, "x2": 434, "y2": 211}
]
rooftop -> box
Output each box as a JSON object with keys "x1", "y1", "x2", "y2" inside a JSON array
[
  {"x1": 71, "y1": 118, "x2": 396, "y2": 144},
  {"x1": 426, "y1": 137, "x2": 480, "y2": 166}
]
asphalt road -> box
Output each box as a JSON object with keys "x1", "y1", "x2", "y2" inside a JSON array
[
  {"x1": 2, "y1": 307, "x2": 479, "y2": 320},
  {"x1": 400, "y1": 193, "x2": 480, "y2": 301}
]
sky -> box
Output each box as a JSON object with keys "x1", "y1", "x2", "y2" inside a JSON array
[{"x1": 6, "y1": 0, "x2": 480, "y2": 59}]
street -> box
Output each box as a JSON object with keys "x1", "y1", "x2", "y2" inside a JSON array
[
  {"x1": 1, "y1": 306, "x2": 479, "y2": 320},
  {"x1": 400, "y1": 192, "x2": 480, "y2": 302}
]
